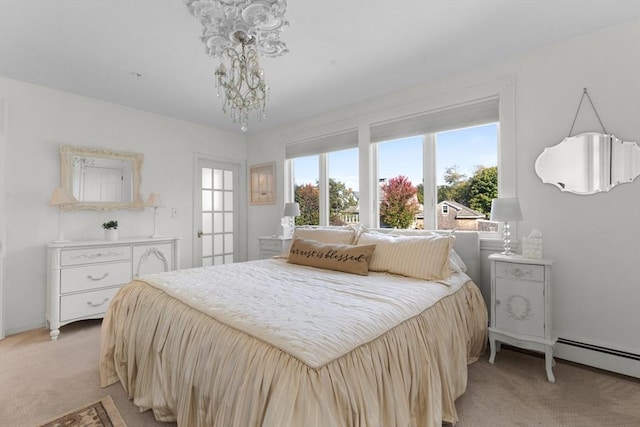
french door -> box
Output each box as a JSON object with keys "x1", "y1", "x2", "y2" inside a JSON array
[{"x1": 194, "y1": 158, "x2": 241, "y2": 267}]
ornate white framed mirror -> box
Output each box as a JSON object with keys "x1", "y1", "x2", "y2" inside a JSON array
[{"x1": 60, "y1": 145, "x2": 144, "y2": 210}]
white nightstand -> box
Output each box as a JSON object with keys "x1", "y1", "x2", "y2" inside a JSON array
[
  {"x1": 258, "y1": 236, "x2": 292, "y2": 259},
  {"x1": 488, "y1": 253, "x2": 556, "y2": 382}
]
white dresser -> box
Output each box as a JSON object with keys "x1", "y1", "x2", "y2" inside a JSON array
[
  {"x1": 488, "y1": 253, "x2": 556, "y2": 382},
  {"x1": 46, "y1": 237, "x2": 180, "y2": 340},
  {"x1": 258, "y1": 236, "x2": 292, "y2": 259}
]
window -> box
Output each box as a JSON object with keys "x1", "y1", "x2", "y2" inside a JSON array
[
  {"x1": 442, "y1": 205, "x2": 449, "y2": 214},
  {"x1": 371, "y1": 98, "x2": 499, "y2": 231},
  {"x1": 286, "y1": 130, "x2": 359, "y2": 226}
]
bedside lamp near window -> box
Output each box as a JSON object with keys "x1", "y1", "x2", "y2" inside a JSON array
[
  {"x1": 145, "y1": 193, "x2": 164, "y2": 238},
  {"x1": 49, "y1": 187, "x2": 78, "y2": 243},
  {"x1": 490, "y1": 198, "x2": 523, "y2": 255},
  {"x1": 282, "y1": 202, "x2": 300, "y2": 238}
]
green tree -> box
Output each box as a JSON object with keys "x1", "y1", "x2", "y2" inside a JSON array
[
  {"x1": 416, "y1": 183, "x2": 424, "y2": 205},
  {"x1": 437, "y1": 166, "x2": 469, "y2": 205},
  {"x1": 467, "y1": 166, "x2": 498, "y2": 216},
  {"x1": 380, "y1": 175, "x2": 420, "y2": 229},
  {"x1": 294, "y1": 183, "x2": 319, "y2": 225},
  {"x1": 329, "y1": 178, "x2": 358, "y2": 225}
]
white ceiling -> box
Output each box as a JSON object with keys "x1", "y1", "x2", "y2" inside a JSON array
[{"x1": 1, "y1": 0, "x2": 639, "y2": 134}]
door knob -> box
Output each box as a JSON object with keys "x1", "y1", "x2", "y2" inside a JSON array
[{"x1": 197, "y1": 229, "x2": 203, "y2": 238}]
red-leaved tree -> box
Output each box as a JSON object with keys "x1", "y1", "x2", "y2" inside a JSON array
[{"x1": 380, "y1": 175, "x2": 420, "y2": 229}]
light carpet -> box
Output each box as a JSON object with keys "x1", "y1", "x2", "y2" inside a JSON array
[{"x1": 0, "y1": 319, "x2": 638, "y2": 426}]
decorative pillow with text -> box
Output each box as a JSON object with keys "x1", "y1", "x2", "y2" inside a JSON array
[{"x1": 287, "y1": 237, "x2": 376, "y2": 276}]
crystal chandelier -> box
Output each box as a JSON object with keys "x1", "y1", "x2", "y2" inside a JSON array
[{"x1": 183, "y1": 0, "x2": 289, "y2": 131}]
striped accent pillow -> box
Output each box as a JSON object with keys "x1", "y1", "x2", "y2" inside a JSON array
[
  {"x1": 357, "y1": 232, "x2": 454, "y2": 281},
  {"x1": 292, "y1": 226, "x2": 358, "y2": 245}
]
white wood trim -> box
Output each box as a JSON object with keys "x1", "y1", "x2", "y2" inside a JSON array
[{"x1": 0, "y1": 99, "x2": 7, "y2": 340}]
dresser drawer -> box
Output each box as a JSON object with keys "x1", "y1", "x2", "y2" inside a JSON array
[
  {"x1": 61, "y1": 246, "x2": 132, "y2": 266},
  {"x1": 260, "y1": 239, "x2": 284, "y2": 252},
  {"x1": 495, "y1": 261, "x2": 544, "y2": 282},
  {"x1": 60, "y1": 261, "x2": 132, "y2": 294},
  {"x1": 59, "y1": 287, "x2": 120, "y2": 322}
]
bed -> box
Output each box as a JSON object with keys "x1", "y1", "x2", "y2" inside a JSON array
[{"x1": 100, "y1": 228, "x2": 487, "y2": 427}]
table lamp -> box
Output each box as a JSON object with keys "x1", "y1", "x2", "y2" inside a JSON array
[{"x1": 490, "y1": 198, "x2": 523, "y2": 255}]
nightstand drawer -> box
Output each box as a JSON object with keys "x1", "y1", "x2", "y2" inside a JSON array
[
  {"x1": 60, "y1": 287, "x2": 120, "y2": 322},
  {"x1": 260, "y1": 239, "x2": 284, "y2": 252},
  {"x1": 61, "y1": 246, "x2": 132, "y2": 266},
  {"x1": 495, "y1": 261, "x2": 544, "y2": 282},
  {"x1": 60, "y1": 261, "x2": 132, "y2": 294}
]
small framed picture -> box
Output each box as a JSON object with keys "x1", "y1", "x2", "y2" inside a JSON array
[{"x1": 249, "y1": 162, "x2": 276, "y2": 205}]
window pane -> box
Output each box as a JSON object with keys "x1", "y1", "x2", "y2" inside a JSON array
[
  {"x1": 224, "y1": 234, "x2": 234, "y2": 253},
  {"x1": 377, "y1": 137, "x2": 423, "y2": 229},
  {"x1": 224, "y1": 213, "x2": 233, "y2": 232},
  {"x1": 213, "y1": 234, "x2": 223, "y2": 255},
  {"x1": 436, "y1": 123, "x2": 498, "y2": 231},
  {"x1": 293, "y1": 155, "x2": 320, "y2": 226},
  {"x1": 224, "y1": 191, "x2": 233, "y2": 211},
  {"x1": 328, "y1": 148, "x2": 359, "y2": 225}
]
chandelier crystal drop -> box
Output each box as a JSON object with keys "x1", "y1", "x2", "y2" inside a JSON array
[{"x1": 183, "y1": 0, "x2": 289, "y2": 131}]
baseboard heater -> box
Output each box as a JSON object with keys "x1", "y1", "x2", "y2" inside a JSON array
[{"x1": 557, "y1": 338, "x2": 640, "y2": 361}]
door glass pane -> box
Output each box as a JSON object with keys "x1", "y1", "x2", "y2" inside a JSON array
[
  {"x1": 202, "y1": 190, "x2": 212, "y2": 211},
  {"x1": 213, "y1": 190, "x2": 223, "y2": 211},
  {"x1": 202, "y1": 168, "x2": 212, "y2": 189},
  {"x1": 224, "y1": 254, "x2": 234, "y2": 264},
  {"x1": 224, "y1": 170, "x2": 233, "y2": 190},
  {"x1": 202, "y1": 213, "x2": 212, "y2": 234},
  {"x1": 224, "y1": 192, "x2": 233, "y2": 210},
  {"x1": 214, "y1": 256, "x2": 224, "y2": 265},
  {"x1": 378, "y1": 136, "x2": 423, "y2": 229},
  {"x1": 202, "y1": 235, "x2": 212, "y2": 257},
  {"x1": 202, "y1": 257, "x2": 212, "y2": 267},
  {"x1": 224, "y1": 213, "x2": 233, "y2": 232},
  {"x1": 293, "y1": 155, "x2": 320, "y2": 225},
  {"x1": 224, "y1": 234, "x2": 234, "y2": 252},
  {"x1": 213, "y1": 235, "x2": 223, "y2": 255},
  {"x1": 213, "y1": 169, "x2": 223, "y2": 190},
  {"x1": 213, "y1": 213, "x2": 223, "y2": 233}
]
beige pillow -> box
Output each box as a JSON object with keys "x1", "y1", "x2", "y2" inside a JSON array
[
  {"x1": 292, "y1": 225, "x2": 358, "y2": 245},
  {"x1": 356, "y1": 232, "x2": 454, "y2": 281},
  {"x1": 287, "y1": 237, "x2": 376, "y2": 276}
]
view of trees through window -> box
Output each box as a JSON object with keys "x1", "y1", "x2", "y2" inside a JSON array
[{"x1": 291, "y1": 123, "x2": 498, "y2": 231}]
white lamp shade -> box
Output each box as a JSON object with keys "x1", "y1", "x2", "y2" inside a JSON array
[
  {"x1": 283, "y1": 202, "x2": 300, "y2": 217},
  {"x1": 490, "y1": 198, "x2": 523, "y2": 222},
  {"x1": 48, "y1": 187, "x2": 77, "y2": 206},
  {"x1": 145, "y1": 193, "x2": 164, "y2": 207}
]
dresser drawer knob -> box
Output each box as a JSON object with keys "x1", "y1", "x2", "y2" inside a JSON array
[
  {"x1": 496, "y1": 299, "x2": 501, "y2": 305},
  {"x1": 87, "y1": 272, "x2": 109, "y2": 281},
  {"x1": 87, "y1": 298, "x2": 110, "y2": 307}
]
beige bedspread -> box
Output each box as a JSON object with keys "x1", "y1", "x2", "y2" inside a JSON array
[{"x1": 100, "y1": 259, "x2": 487, "y2": 427}]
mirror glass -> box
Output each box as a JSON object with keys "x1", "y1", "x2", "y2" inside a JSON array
[
  {"x1": 60, "y1": 145, "x2": 144, "y2": 210},
  {"x1": 535, "y1": 132, "x2": 640, "y2": 195}
]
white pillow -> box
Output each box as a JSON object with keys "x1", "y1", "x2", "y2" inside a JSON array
[{"x1": 356, "y1": 231, "x2": 454, "y2": 281}]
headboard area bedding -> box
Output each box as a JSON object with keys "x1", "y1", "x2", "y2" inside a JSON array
[{"x1": 100, "y1": 228, "x2": 487, "y2": 427}]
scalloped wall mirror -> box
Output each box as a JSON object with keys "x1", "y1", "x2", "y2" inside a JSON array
[
  {"x1": 60, "y1": 145, "x2": 144, "y2": 210},
  {"x1": 535, "y1": 132, "x2": 640, "y2": 195}
]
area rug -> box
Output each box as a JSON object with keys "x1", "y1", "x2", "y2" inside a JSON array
[{"x1": 36, "y1": 396, "x2": 126, "y2": 427}]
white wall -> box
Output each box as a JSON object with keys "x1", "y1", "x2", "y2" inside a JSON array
[
  {"x1": 247, "y1": 19, "x2": 640, "y2": 373},
  {"x1": 0, "y1": 77, "x2": 247, "y2": 334}
]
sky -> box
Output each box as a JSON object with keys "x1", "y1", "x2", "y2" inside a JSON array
[{"x1": 294, "y1": 123, "x2": 497, "y2": 191}]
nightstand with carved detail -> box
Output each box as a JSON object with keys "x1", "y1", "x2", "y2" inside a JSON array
[{"x1": 488, "y1": 253, "x2": 556, "y2": 382}]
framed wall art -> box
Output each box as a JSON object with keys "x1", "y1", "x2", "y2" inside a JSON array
[{"x1": 249, "y1": 162, "x2": 276, "y2": 205}]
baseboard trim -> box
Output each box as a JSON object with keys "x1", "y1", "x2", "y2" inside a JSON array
[{"x1": 555, "y1": 339, "x2": 640, "y2": 379}]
